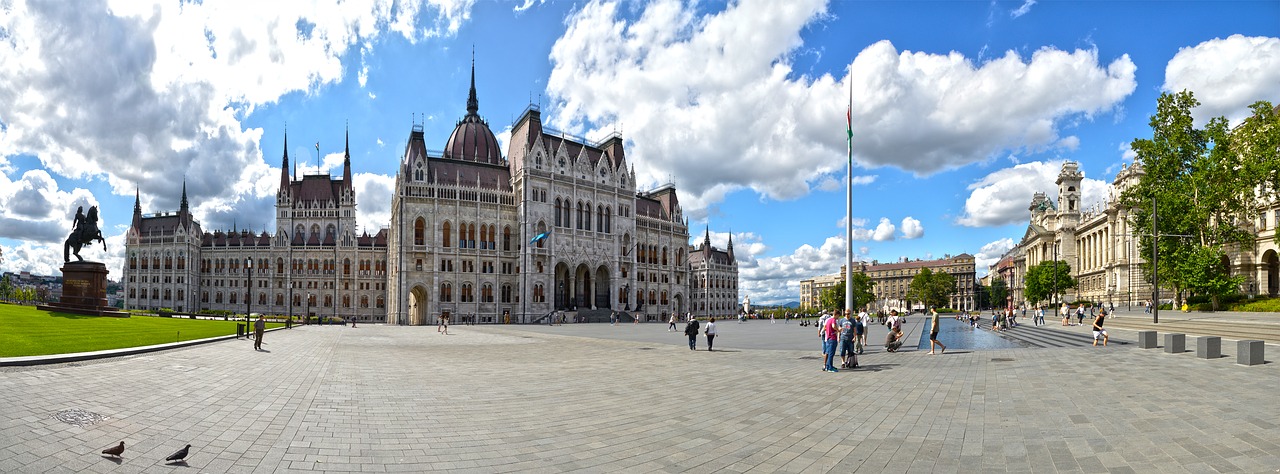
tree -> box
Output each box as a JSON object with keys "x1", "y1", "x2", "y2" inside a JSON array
[
  {"x1": 817, "y1": 273, "x2": 876, "y2": 312},
  {"x1": 988, "y1": 277, "x2": 1009, "y2": 310},
  {"x1": 0, "y1": 274, "x2": 11, "y2": 302},
  {"x1": 1120, "y1": 91, "x2": 1277, "y2": 310},
  {"x1": 1024, "y1": 260, "x2": 1076, "y2": 306},
  {"x1": 906, "y1": 268, "x2": 955, "y2": 310}
]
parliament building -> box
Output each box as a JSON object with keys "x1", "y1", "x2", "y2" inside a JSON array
[{"x1": 123, "y1": 62, "x2": 738, "y2": 324}]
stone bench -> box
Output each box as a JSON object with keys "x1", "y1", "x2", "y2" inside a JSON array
[
  {"x1": 1237, "y1": 340, "x2": 1265, "y2": 366},
  {"x1": 1137, "y1": 331, "x2": 1157, "y2": 349},
  {"x1": 1164, "y1": 333, "x2": 1185, "y2": 354},
  {"x1": 1196, "y1": 336, "x2": 1221, "y2": 359}
]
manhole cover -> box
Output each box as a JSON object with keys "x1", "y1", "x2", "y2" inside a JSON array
[
  {"x1": 52, "y1": 409, "x2": 105, "y2": 427},
  {"x1": 990, "y1": 357, "x2": 1014, "y2": 362}
]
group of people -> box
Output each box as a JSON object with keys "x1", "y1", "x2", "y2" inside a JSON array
[{"x1": 815, "y1": 309, "x2": 876, "y2": 371}]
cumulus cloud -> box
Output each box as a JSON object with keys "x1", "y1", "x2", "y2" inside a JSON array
[
  {"x1": 0, "y1": 0, "x2": 474, "y2": 269},
  {"x1": 872, "y1": 218, "x2": 896, "y2": 241},
  {"x1": 957, "y1": 160, "x2": 1109, "y2": 227},
  {"x1": 545, "y1": 0, "x2": 1135, "y2": 217},
  {"x1": 974, "y1": 237, "x2": 1016, "y2": 275},
  {"x1": 0, "y1": 169, "x2": 98, "y2": 243},
  {"x1": 900, "y1": 217, "x2": 923, "y2": 239},
  {"x1": 353, "y1": 173, "x2": 396, "y2": 232},
  {"x1": 1163, "y1": 35, "x2": 1280, "y2": 126}
]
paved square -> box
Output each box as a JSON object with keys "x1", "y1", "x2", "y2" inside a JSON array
[{"x1": 2, "y1": 319, "x2": 1278, "y2": 473}]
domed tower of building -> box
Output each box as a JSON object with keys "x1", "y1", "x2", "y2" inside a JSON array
[{"x1": 387, "y1": 58, "x2": 691, "y2": 326}]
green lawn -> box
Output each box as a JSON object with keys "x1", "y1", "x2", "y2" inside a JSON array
[{"x1": 0, "y1": 303, "x2": 281, "y2": 357}]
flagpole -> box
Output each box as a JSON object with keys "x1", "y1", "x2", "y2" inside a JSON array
[{"x1": 844, "y1": 73, "x2": 854, "y2": 316}]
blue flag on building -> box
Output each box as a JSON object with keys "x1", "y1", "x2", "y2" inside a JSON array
[{"x1": 530, "y1": 231, "x2": 551, "y2": 244}]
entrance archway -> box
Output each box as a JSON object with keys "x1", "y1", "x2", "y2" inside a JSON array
[
  {"x1": 594, "y1": 265, "x2": 611, "y2": 309},
  {"x1": 554, "y1": 262, "x2": 571, "y2": 310},
  {"x1": 574, "y1": 264, "x2": 592, "y2": 309},
  {"x1": 1264, "y1": 250, "x2": 1279, "y2": 297},
  {"x1": 409, "y1": 285, "x2": 429, "y2": 326},
  {"x1": 672, "y1": 293, "x2": 684, "y2": 316}
]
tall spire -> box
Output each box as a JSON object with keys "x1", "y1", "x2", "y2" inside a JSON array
[
  {"x1": 343, "y1": 123, "x2": 352, "y2": 189},
  {"x1": 179, "y1": 181, "x2": 189, "y2": 214},
  {"x1": 727, "y1": 232, "x2": 735, "y2": 259},
  {"x1": 280, "y1": 127, "x2": 291, "y2": 191},
  {"x1": 132, "y1": 187, "x2": 143, "y2": 230},
  {"x1": 466, "y1": 46, "x2": 478, "y2": 116}
]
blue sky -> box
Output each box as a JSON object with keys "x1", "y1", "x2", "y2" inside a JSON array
[{"x1": 1, "y1": 0, "x2": 1278, "y2": 305}]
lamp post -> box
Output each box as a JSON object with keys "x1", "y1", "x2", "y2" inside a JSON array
[{"x1": 244, "y1": 257, "x2": 253, "y2": 339}]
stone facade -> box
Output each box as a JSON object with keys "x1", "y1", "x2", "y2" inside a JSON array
[
  {"x1": 688, "y1": 228, "x2": 739, "y2": 320},
  {"x1": 1000, "y1": 161, "x2": 1280, "y2": 310}
]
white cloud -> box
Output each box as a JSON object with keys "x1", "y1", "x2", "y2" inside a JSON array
[
  {"x1": 851, "y1": 175, "x2": 877, "y2": 186},
  {"x1": 872, "y1": 218, "x2": 896, "y2": 241},
  {"x1": 0, "y1": 0, "x2": 474, "y2": 270},
  {"x1": 957, "y1": 160, "x2": 1108, "y2": 227},
  {"x1": 974, "y1": 237, "x2": 1015, "y2": 276},
  {"x1": 513, "y1": 0, "x2": 541, "y2": 13},
  {"x1": 0, "y1": 169, "x2": 98, "y2": 243},
  {"x1": 545, "y1": 0, "x2": 1135, "y2": 217},
  {"x1": 353, "y1": 173, "x2": 395, "y2": 232},
  {"x1": 1164, "y1": 35, "x2": 1280, "y2": 126},
  {"x1": 1011, "y1": 0, "x2": 1036, "y2": 18},
  {"x1": 900, "y1": 217, "x2": 923, "y2": 239}
]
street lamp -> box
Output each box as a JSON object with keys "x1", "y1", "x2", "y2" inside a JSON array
[{"x1": 244, "y1": 257, "x2": 253, "y2": 339}]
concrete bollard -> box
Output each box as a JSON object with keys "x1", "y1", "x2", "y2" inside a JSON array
[
  {"x1": 1237, "y1": 340, "x2": 1265, "y2": 366},
  {"x1": 1164, "y1": 333, "x2": 1185, "y2": 354},
  {"x1": 1196, "y1": 336, "x2": 1221, "y2": 359},
  {"x1": 1137, "y1": 331, "x2": 1157, "y2": 349}
]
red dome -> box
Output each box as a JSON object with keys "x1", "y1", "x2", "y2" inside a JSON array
[{"x1": 444, "y1": 114, "x2": 502, "y2": 164}]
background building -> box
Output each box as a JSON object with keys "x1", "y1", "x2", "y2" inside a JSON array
[
  {"x1": 688, "y1": 228, "x2": 739, "y2": 320},
  {"x1": 855, "y1": 255, "x2": 976, "y2": 312},
  {"x1": 798, "y1": 265, "x2": 844, "y2": 311}
]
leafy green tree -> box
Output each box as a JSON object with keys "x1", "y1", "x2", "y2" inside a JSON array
[
  {"x1": 988, "y1": 277, "x2": 1009, "y2": 310},
  {"x1": 1120, "y1": 91, "x2": 1277, "y2": 310},
  {"x1": 906, "y1": 268, "x2": 956, "y2": 310},
  {"x1": 817, "y1": 273, "x2": 875, "y2": 312},
  {"x1": 1024, "y1": 260, "x2": 1075, "y2": 306},
  {"x1": 0, "y1": 274, "x2": 11, "y2": 301}
]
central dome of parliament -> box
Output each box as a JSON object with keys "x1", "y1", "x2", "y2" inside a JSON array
[{"x1": 443, "y1": 62, "x2": 502, "y2": 165}]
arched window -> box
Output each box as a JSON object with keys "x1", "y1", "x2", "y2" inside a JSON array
[
  {"x1": 584, "y1": 201, "x2": 592, "y2": 231},
  {"x1": 597, "y1": 205, "x2": 604, "y2": 233},
  {"x1": 479, "y1": 225, "x2": 488, "y2": 250},
  {"x1": 662, "y1": 247, "x2": 668, "y2": 266},
  {"x1": 441, "y1": 283, "x2": 453, "y2": 302},
  {"x1": 501, "y1": 284, "x2": 512, "y2": 303},
  {"x1": 442, "y1": 221, "x2": 452, "y2": 247},
  {"x1": 343, "y1": 295, "x2": 351, "y2": 308},
  {"x1": 661, "y1": 291, "x2": 668, "y2": 305},
  {"x1": 461, "y1": 283, "x2": 474, "y2": 302},
  {"x1": 648, "y1": 290, "x2": 656, "y2": 305},
  {"x1": 482, "y1": 284, "x2": 494, "y2": 303},
  {"x1": 554, "y1": 198, "x2": 562, "y2": 227},
  {"x1": 414, "y1": 217, "x2": 426, "y2": 245},
  {"x1": 468, "y1": 223, "x2": 477, "y2": 248},
  {"x1": 605, "y1": 206, "x2": 611, "y2": 233},
  {"x1": 503, "y1": 226, "x2": 511, "y2": 251},
  {"x1": 562, "y1": 201, "x2": 571, "y2": 229},
  {"x1": 576, "y1": 201, "x2": 584, "y2": 229},
  {"x1": 488, "y1": 225, "x2": 497, "y2": 249},
  {"x1": 276, "y1": 294, "x2": 284, "y2": 305},
  {"x1": 343, "y1": 258, "x2": 351, "y2": 275}
]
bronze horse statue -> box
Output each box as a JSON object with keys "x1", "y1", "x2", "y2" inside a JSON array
[{"x1": 65, "y1": 205, "x2": 106, "y2": 263}]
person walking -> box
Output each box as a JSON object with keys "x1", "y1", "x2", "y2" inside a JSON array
[
  {"x1": 439, "y1": 313, "x2": 450, "y2": 335},
  {"x1": 705, "y1": 317, "x2": 718, "y2": 351},
  {"x1": 856, "y1": 310, "x2": 870, "y2": 354},
  {"x1": 684, "y1": 317, "x2": 700, "y2": 350},
  {"x1": 668, "y1": 313, "x2": 677, "y2": 331},
  {"x1": 928, "y1": 308, "x2": 946, "y2": 355},
  {"x1": 253, "y1": 314, "x2": 266, "y2": 351},
  {"x1": 840, "y1": 311, "x2": 859, "y2": 368},
  {"x1": 1092, "y1": 308, "x2": 1110, "y2": 346}
]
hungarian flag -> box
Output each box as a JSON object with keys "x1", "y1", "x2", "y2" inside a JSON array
[
  {"x1": 846, "y1": 103, "x2": 853, "y2": 143},
  {"x1": 530, "y1": 231, "x2": 551, "y2": 244},
  {"x1": 315, "y1": 142, "x2": 320, "y2": 151}
]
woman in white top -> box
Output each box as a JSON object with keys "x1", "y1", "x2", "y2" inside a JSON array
[{"x1": 705, "y1": 318, "x2": 718, "y2": 351}]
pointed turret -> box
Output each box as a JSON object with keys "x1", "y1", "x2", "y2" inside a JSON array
[
  {"x1": 280, "y1": 129, "x2": 291, "y2": 192},
  {"x1": 727, "y1": 232, "x2": 735, "y2": 259},
  {"x1": 703, "y1": 226, "x2": 712, "y2": 255},
  {"x1": 132, "y1": 187, "x2": 142, "y2": 230},
  {"x1": 343, "y1": 125, "x2": 352, "y2": 189},
  {"x1": 179, "y1": 181, "x2": 189, "y2": 214}
]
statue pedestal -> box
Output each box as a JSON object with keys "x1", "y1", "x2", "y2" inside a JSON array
[{"x1": 38, "y1": 261, "x2": 129, "y2": 317}]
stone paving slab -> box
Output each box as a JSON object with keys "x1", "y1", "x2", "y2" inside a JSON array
[{"x1": 1, "y1": 322, "x2": 1278, "y2": 473}]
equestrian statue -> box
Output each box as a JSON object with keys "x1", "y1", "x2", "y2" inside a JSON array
[{"x1": 64, "y1": 205, "x2": 106, "y2": 263}]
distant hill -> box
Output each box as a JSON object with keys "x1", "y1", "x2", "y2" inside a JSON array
[{"x1": 780, "y1": 301, "x2": 800, "y2": 309}]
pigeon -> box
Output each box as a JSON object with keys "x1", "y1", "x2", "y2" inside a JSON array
[
  {"x1": 101, "y1": 441, "x2": 124, "y2": 457},
  {"x1": 165, "y1": 444, "x2": 191, "y2": 462}
]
